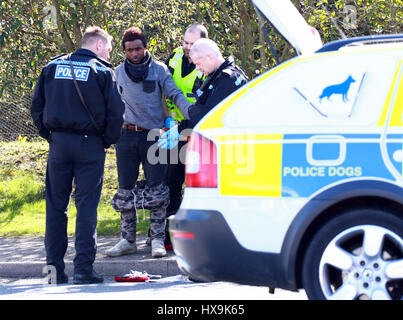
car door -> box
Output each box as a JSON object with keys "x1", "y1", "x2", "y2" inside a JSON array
[{"x1": 378, "y1": 59, "x2": 403, "y2": 185}]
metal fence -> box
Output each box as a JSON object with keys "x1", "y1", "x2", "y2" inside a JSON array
[{"x1": 0, "y1": 90, "x2": 38, "y2": 141}]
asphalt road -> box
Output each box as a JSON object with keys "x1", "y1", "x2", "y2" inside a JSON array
[{"x1": 0, "y1": 276, "x2": 308, "y2": 300}]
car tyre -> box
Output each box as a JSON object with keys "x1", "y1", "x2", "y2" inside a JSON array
[{"x1": 302, "y1": 207, "x2": 403, "y2": 300}]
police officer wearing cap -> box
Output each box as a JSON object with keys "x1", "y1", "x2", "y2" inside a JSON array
[
  {"x1": 31, "y1": 26, "x2": 125, "y2": 284},
  {"x1": 162, "y1": 23, "x2": 208, "y2": 249}
]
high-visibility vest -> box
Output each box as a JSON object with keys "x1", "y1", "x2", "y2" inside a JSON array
[{"x1": 167, "y1": 47, "x2": 204, "y2": 122}]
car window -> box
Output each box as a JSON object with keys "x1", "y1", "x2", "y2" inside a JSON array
[{"x1": 223, "y1": 52, "x2": 399, "y2": 131}]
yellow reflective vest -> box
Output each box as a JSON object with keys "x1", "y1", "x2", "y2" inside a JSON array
[{"x1": 166, "y1": 47, "x2": 205, "y2": 122}]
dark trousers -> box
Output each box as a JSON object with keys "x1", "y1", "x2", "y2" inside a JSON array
[
  {"x1": 116, "y1": 129, "x2": 166, "y2": 189},
  {"x1": 116, "y1": 129, "x2": 166, "y2": 240},
  {"x1": 45, "y1": 132, "x2": 105, "y2": 275},
  {"x1": 165, "y1": 141, "x2": 186, "y2": 217},
  {"x1": 162, "y1": 141, "x2": 186, "y2": 245}
]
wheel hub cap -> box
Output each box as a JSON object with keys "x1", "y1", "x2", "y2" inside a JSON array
[{"x1": 318, "y1": 225, "x2": 403, "y2": 300}]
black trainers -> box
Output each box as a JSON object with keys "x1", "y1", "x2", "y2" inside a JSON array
[{"x1": 73, "y1": 271, "x2": 104, "y2": 284}]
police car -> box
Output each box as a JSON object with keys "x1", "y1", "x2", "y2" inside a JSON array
[{"x1": 169, "y1": 0, "x2": 403, "y2": 300}]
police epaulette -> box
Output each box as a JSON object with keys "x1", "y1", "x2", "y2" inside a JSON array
[
  {"x1": 50, "y1": 53, "x2": 69, "y2": 61},
  {"x1": 222, "y1": 68, "x2": 235, "y2": 77},
  {"x1": 223, "y1": 66, "x2": 248, "y2": 81},
  {"x1": 95, "y1": 56, "x2": 113, "y2": 68}
]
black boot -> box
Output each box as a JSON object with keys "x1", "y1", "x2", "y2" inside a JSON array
[
  {"x1": 55, "y1": 272, "x2": 69, "y2": 284},
  {"x1": 47, "y1": 271, "x2": 69, "y2": 285},
  {"x1": 73, "y1": 270, "x2": 104, "y2": 284},
  {"x1": 44, "y1": 266, "x2": 68, "y2": 285}
]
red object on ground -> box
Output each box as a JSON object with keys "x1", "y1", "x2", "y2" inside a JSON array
[{"x1": 114, "y1": 274, "x2": 150, "y2": 282}]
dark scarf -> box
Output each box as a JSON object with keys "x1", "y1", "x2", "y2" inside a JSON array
[{"x1": 124, "y1": 51, "x2": 152, "y2": 83}]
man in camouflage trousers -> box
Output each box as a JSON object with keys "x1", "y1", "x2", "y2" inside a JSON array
[{"x1": 106, "y1": 27, "x2": 189, "y2": 258}]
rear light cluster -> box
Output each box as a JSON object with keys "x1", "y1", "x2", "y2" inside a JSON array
[
  {"x1": 171, "y1": 231, "x2": 195, "y2": 239},
  {"x1": 185, "y1": 132, "x2": 217, "y2": 188}
]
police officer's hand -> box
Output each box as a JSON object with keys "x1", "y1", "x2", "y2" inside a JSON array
[{"x1": 158, "y1": 125, "x2": 179, "y2": 150}]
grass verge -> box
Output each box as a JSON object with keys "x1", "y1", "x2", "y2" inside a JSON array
[{"x1": 0, "y1": 139, "x2": 150, "y2": 236}]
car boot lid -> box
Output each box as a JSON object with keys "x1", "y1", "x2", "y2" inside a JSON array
[{"x1": 251, "y1": 0, "x2": 323, "y2": 55}]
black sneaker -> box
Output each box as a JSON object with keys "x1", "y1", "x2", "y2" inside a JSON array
[{"x1": 73, "y1": 271, "x2": 104, "y2": 284}]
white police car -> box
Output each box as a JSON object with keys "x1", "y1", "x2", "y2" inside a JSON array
[{"x1": 169, "y1": 0, "x2": 403, "y2": 300}]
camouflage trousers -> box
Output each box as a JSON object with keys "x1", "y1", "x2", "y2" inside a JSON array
[
  {"x1": 120, "y1": 207, "x2": 166, "y2": 242},
  {"x1": 111, "y1": 181, "x2": 170, "y2": 241}
]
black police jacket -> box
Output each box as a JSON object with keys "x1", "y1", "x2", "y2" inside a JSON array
[
  {"x1": 178, "y1": 56, "x2": 248, "y2": 131},
  {"x1": 31, "y1": 48, "x2": 125, "y2": 148}
]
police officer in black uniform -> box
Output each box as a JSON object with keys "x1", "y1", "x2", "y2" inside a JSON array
[
  {"x1": 159, "y1": 38, "x2": 248, "y2": 147},
  {"x1": 31, "y1": 26, "x2": 125, "y2": 284},
  {"x1": 182, "y1": 40, "x2": 248, "y2": 130}
]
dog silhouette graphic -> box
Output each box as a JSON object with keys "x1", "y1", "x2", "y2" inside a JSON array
[{"x1": 319, "y1": 75, "x2": 356, "y2": 103}]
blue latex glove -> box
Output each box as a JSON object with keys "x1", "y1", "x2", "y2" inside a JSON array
[
  {"x1": 158, "y1": 125, "x2": 180, "y2": 150},
  {"x1": 165, "y1": 117, "x2": 175, "y2": 129}
]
